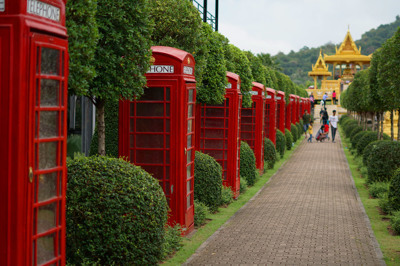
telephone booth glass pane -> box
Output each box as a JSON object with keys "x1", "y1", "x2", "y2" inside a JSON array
[
  {"x1": 128, "y1": 87, "x2": 171, "y2": 206},
  {"x1": 186, "y1": 88, "x2": 195, "y2": 211},
  {"x1": 240, "y1": 103, "x2": 255, "y2": 149},
  {"x1": 264, "y1": 102, "x2": 271, "y2": 139},
  {"x1": 199, "y1": 98, "x2": 229, "y2": 180},
  {"x1": 31, "y1": 38, "x2": 67, "y2": 266}
]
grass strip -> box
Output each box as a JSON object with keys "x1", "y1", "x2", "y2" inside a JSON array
[
  {"x1": 339, "y1": 126, "x2": 400, "y2": 265},
  {"x1": 163, "y1": 140, "x2": 302, "y2": 265}
]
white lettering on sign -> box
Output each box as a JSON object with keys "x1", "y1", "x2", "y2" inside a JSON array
[
  {"x1": 183, "y1": 66, "x2": 193, "y2": 75},
  {"x1": 147, "y1": 65, "x2": 174, "y2": 74},
  {"x1": 249, "y1": 91, "x2": 258, "y2": 95},
  {"x1": 276, "y1": 96, "x2": 282, "y2": 100},
  {"x1": 237, "y1": 84, "x2": 240, "y2": 90},
  {"x1": 266, "y1": 95, "x2": 272, "y2": 99},
  {"x1": 262, "y1": 92, "x2": 265, "y2": 96},
  {"x1": 27, "y1": 0, "x2": 60, "y2": 22},
  {"x1": 0, "y1": 0, "x2": 4, "y2": 12},
  {"x1": 226, "y1": 83, "x2": 232, "y2": 89}
]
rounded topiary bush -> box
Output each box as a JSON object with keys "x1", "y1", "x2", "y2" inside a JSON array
[
  {"x1": 388, "y1": 169, "x2": 400, "y2": 212},
  {"x1": 344, "y1": 123, "x2": 360, "y2": 138},
  {"x1": 291, "y1": 123, "x2": 298, "y2": 142},
  {"x1": 296, "y1": 122, "x2": 302, "y2": 139},
  {"x1": 349, "y1": 126, "x2": 363, "y2": 143},
  {"x1": 339, "y1": 114, "x2": 350, "y2": 124},
  {"x1": 366, "y1": 141, "x2": 400, "y2": 184},
  {"x1": 194, "y1": 151, "x2": 222, "y2": 212},
  {"x1": 342, "y1": 119, "x2": 358, "y2": 135},
  {"x1": 351, "y1": 130, "x2": 369, "y2": 149},
  {"x1": 66, "y1": 156, "x2": 168, "y2": 265},
  {"x1": 276, "y1": 129, "x2": 286, "y2": 158},
  {"x1": 362, "y1": 140, "x2": 379, "y2": 167},
  {"x1": 264, "y1": 138, "x2": 277, "y2": 169},
  {"x1": 285, "y1": 129, "x2": 293, "y2": 151},
  {"x1": 356, "y1": 131, "x2": 389, "y2": 156},
  {"x1": 240, "y1": 141, "x2": 258, "y2": 186}
]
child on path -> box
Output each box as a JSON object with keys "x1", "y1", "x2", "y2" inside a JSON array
[{"x1": 307, "y1": 121, "x2": 313, "y2": 142}]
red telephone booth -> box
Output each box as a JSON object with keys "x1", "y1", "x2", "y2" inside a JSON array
[
  {"x1": 289, "y1": 94, "x2": 296, "y2": 125},
  {"x1": 300, "y1": 98, "x2": 304, "y2": 119},
  {"x1": 264, "y1": 88, "x2": 277, "y2": 145},
  {"x1": 307, "y1": 98, "x2": 311, "y2": 113},
  {"x1": 241, "y1": 82, "x2": 264, "y2": 172},
  {"x1": 276, "y1": 91, "x2": 286, "y2": 134},
  {"x1": 119, "y1": 46, "x2": 196, "y2": 234},
  {"x1": 0, "y1": 1, "x2": 69, "y2": 265},
  {"x1": 295, "y1": 95, "x2": 300, "y2": 123},
  {"x1": 195, "y1": 72, "x2": 242, "y2": 198}
]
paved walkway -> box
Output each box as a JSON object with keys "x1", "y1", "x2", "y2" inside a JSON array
[{"x1": 185, "y1": 122, "x2": 385, "y2": 265}]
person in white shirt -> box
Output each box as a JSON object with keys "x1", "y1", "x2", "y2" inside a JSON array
[{"x1": 329, "y1": 110, "x2": 338, "y2": 143}]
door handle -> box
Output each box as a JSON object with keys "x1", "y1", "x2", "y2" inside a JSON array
[{"x1": 29, "y1": 167, "x2": 33, "y2": 183}]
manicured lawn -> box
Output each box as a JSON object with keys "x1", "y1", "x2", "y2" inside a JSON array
[
  {"x1": 339, "y1": 126, "x2": 400, "y2": 265},
  {"x1": 163, "y1": 140, "x2": 302, "y2": 265}
]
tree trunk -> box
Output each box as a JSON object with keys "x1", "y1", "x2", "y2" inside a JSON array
[
  {"x1": 380, "y1": 112, "x2": 384, "y2": 140},
  {"x1": 391, "y1": 110, "x2": 394, "y2": 141},
  {"x1": 96, "y1": 99, "x2": 106, "y2": 155}
]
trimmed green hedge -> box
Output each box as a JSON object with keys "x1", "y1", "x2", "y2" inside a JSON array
[
  {"x1": 194, "y1": 151, "x2": 222, "y2": 212},
  {"x1": 365, "y1": 140, "x2": 400, "y2": 183},
  {"x1": 240, "y1": 141, "x2": 258, "y2": 186},
  {"x1": 291, "y1": 123, "x2": 298, "y2": 142},
  {"x1": 389, "y1": 169, "x2": 400, "y2": 212},
  {"x1": 285, "y1": 129, "x2": 293, "y2": 151},
  {"x1": 276, "y1": 129, "x2": 286, "y2": 158},
  {"x1": 351, "y1": 130, "x2": 370, "y2": 149},
  {"x1": 356, "y1": 131, "x2": 389, "y2": 156},
  {"x1": 339, "y1": 114, "x2": 350, "y2": 124},
  {"x1": 66, "y1": 156, "x2": 168, "y2": 265},
  {"x1": 263, "y1": 138, "x2": 277, "y2": 169},
  {"x1": 349, "y1": 126, "x2": 363, "y2": 143},
  {"x1": 344, "y1": 123, "x2": 360, "y2": 137},
  {"x1": 296, "y1": 122, "x2": 302, "y2": 139}
]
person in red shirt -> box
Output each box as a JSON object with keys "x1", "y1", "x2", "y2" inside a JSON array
[{"x1": 332, "y1": 90, "x2": 337, "y2": 105}]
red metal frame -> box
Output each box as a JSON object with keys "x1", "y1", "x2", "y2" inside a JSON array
[
  {"x1": 0, "y1": 1, "x2": 68, "y2": 265},
  {"x1": 307, "y1": 98, "x2": 311, "y2": 113},
  {"x1": 289, "y1": 94, "x2": 296, "y2": 126},
  {"x1": 300, "y1": 97, "x2": 305, "y2": 120},
  {"x1": 295, "y1": 95, "x2": 300, "y2": 123},
  {"x1": 119, "y1": 46, "x2": 196, "y2": 235},
  {"x1": 276, "y1": 91, "x2": 286, "y2": 134},
  {"x1": 264, "y1": 87, "x2": 276, "y2": 145},
  {"x1": 241, "y1": 82, "x2": 264, "y2": 173},
  {"x1": 195, "y1": 72, "x2": 242, "y2": 198}
]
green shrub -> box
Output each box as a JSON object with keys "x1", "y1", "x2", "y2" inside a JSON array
[
  {"x1": 349, "y1": 126, "x2": 363, "y2": 143},
  {"x1": 161, "y1": 225, "x2": 182, "y2": 259},
  {"x1": 390, "y1": 211, "x2": 400, "y2": 235},
  {"x1": 360, "y1": 166, "x2": 368, "y2": 179},
  {"x1": 368, "y1": 182, "x2": 390, "y2": 198},
  {"x1": 378, "y1": 193, "x2": 393, "y2": 215},
  {"x1": 67, "y1": 134, "x2": 82, "y2": 159},
  {"x1": 362, "y1": 140, "x2": 380, "y2": 167},
  {"x1": 240, "y1": 141, "x2": 258, "y2": 186},
  {"x1": 342, "y1": 118, "x2": 357, "y2": 129},
  {"x1": 339, "y1": 114, "x2": 350, "y2": 124},
  {"x1": 344, "y1": 123, "x2": 360, "y2": 138},
  {"x1": 291, "y1": 123, "x2": 298, "y2": 142},
  {"x1": 220, "y1": 186, "x2": 233, "y2": 206},
  {"x1": 240, "y1": 178, "x2": 248, "y2": 194},
  {"x1": 366, "y1": 140, "x2": 400, "y2": 183},
  {"x1": 276, "y1": 129, "x2": 286, "y2": 158},
  {"x1": 356, "y1": 131, "x2": 380, "y2": 155},
  {"x1": 194, "y1": 151, "x2": 222, "y2": 212},
  {"x1": 388, "y1": 169, "x2": 400, "y2": 212},
  {"x1": 66, "y1": 156, "x2": 168, "y2": 265},
  {"x1": 194, "y1": 200, "x2": 209, "y2": 226},
  {"x1": 285, "y1": 129, "x2": 293, "y2": 151},
  {"x1": 263, "y1": 138, "x2": 277, "y2": 169},
  {"x1": 296, "y1": 122, "x2": 302, "y2": 139},
  {"x1": 351, "y1": 130, "x2": 369, "y2": 150}
]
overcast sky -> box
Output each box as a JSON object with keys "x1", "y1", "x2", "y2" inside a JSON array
[{"x1": 203, "y1": 0, "x2": 400, "y2": 55}]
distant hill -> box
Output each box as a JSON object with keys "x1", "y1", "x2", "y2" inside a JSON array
[{"x1": 272, "y1": 16, "x2": 400, "y2": 86}]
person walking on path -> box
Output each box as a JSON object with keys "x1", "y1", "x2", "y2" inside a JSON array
[
  {"x1": 322, "y1": 92, "x2": 328, "y2": 108},
  {"x1": 332, "y1": 90, "x2": 337, "y2": 105},
  {"x1": 307, "y1": 121, "x2": 313, "y2": 142},
  {"x1": 302, "y1": 110, "x2": 311, "y2": 138},
  {"x1": 329, "y1": 110, "x2": 338, "y2": 142},
  {"x1": 322, "y1": 107, "x2": 329, "y2": 125}
]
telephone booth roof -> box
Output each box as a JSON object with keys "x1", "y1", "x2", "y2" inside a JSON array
[
  {"x1": 290, "y1": 94, "x2": 296, "y2": 99},
  {"x1": 251, "y1": 82, "x2": 264, "y2": 96},
  {"x1": 266, "y1": 87, "x2": 276, "y2": 96},
  {"x1": 226, "y1": 71, "x2": 241, "y2": 93},
  {"x1": 277, "y1": 91, "x2": 285, "y2": 97},
  {"x1": 2, "y1": 0, "x2": 67, "y2": 34},
  {"x1": 149, "y1": 46, "x2": 196, "y2": 82}
]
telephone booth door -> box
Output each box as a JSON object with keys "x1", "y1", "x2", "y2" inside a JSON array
[
  {"x1": 276, "y1": 91, "x2": 286, "y2": 135},
  {"x1": 195, "y1": 72, "x2": 242, "y2": 198},
  {"x1": 300, "y1": 98, "x2": 304, "y2": 119},
  {"x1": 28, "y1": 34, "x2": 68, "y2": 266},
  {"x1": 285, "y1": 104, "x2": 291, "y2": 131},
  {"x1": 119, "y1": 46, "x2": 196, "y2": 234},
  {"x1": 289, "y1": 94, "x2": 296, "y2": 126},
  {"x1": 0, "y1": 1, "x2": 68, "y2": 265},
  {"x1": 264, "y1": 88, "x2": 276, "y2": 145},
  {"x1": 241, "y1": 82, "x2": 264, "y2": 172}
]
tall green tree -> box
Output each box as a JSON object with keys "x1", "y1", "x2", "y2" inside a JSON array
[
  {"x1": 245, "y1": 51, "x2": 266, "y2": 85},
  {"x1": 88, "y1": 0, "x2": 153, "y2": 155}
]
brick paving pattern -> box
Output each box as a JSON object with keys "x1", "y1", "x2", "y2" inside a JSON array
[{"x1": 185, "y1": 121, "x2": 385, "y2": 265}]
